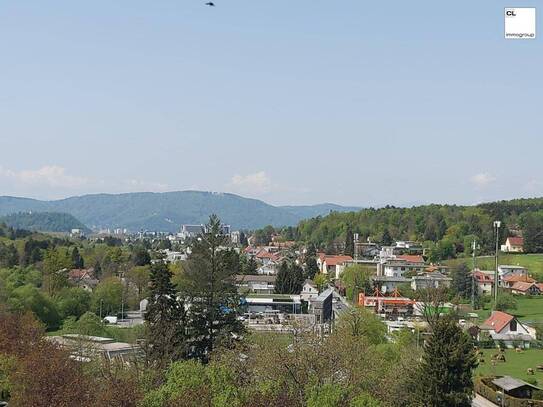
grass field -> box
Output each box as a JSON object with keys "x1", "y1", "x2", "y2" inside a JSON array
[
  {"x1": 476, "y1": 348, "x2": 543, "y2": 384},
  {"x1": 445, "y1": 254, "x2": 543, "y2": 280},
  {"x1": 471, "y1": 296, "x2": 543, "y2": 324}
]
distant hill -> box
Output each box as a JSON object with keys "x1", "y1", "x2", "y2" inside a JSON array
[
  {"x1": 0, "y1": 212, "x2": 90, "y2": 234},
  {"x1": 280, "y1": 203, "x2": 360, "y2": 219},
  {"x1": 0, "y1": 192, "x2": 359, "y2": 232}
]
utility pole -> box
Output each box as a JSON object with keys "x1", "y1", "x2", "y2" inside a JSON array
[
  {"x1": 471, "y1": 239, "x2": 477, "y2": 310},
  {"x1": 493, "y1": 221, "x2": 501, "y2": 309}
]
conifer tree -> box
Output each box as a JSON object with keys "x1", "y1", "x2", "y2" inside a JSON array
[{"x1": 145, "y1": 262, "x2": 187, "y2": 367}]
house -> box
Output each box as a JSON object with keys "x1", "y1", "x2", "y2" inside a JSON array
[
  {"x1": 473, "y1": 269, "x2": 495, "y2": 295},
  {"x1": 498, "y1": 265, "x2": 528, "y2": 281},
  {"x1": 481, "y1": 311, "x2": 535, "y2": 348},
  {"x1": 317, "y1": 254, "x2": 353, "y2": 279},
  {"x1": 68, "y1": 268, "x2": 99, "y2": 292},
  {"x1": 312, "y1": 288, "x2": 334, "y2": 324},
  {"x1": 235, "y1": 274, "x2": 276, "y2": 294},
  {"x1": 380, "y1": 258, "x2": 425, "y2": 278},
  {"x1": 358, "y1": 291, "x2": 415, "y2": 316},
  {"x1": 510, "y1": 281, "x2": 541, "y2": 296},
  {"x1": 411, "y1": 272, "x2": 452, "y2": 291},
  {"x1": 501, "y1": 274, "x2": 535, "y2": 288},
  {"x1": 301, "y1": 279, "x2": 319, "y2": 302},
  {"x1": 372, "y1": 275, "x2": 411, "y2": 294},
  {"x1": 501, "y1": 237, "x2": 524, "y2": 253}
]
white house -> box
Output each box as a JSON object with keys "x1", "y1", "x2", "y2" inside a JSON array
[
  {"x1": 301, "y1": 279, "x2": 319, "y2": 302},
  {"x1": 473, "y1": 270, "x2": 494, "y2": 295},
  {"x1": 501, "y1": 237, "x2": 524, "y2": 253},
  {"x1": 481, "y1": 311, "x2": 536, "y2": 348}
]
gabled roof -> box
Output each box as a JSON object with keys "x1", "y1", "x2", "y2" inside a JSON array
[
  {"x1": 482, "y1": 311, "x2": 515, "y2": 333},
  {"x1": 511, "y1": 281, "x2": 540, "y2": 292},
  {"x1": 506, "y1": 237, "x2": 524, "y2": 246},
  {"x1": 323, "y1": 255, "x2": 353, "y2": 266},
  {"x1": 493, "y1": 376, "x2": 540, "y2": 391},
  {"x1": 304, "y1": 279, "x2": 317, "y2": 288},
  {"x1": 503, "y1": 274, "x2": 535, "y2": 283},
  {"x1": 396, "y1": 255, "x2": 425, "y2": 263},
  {"x1": 473, "y1": 270, "x2": 494, "y2": 283}
]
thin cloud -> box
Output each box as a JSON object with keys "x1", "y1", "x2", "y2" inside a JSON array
[
  {"x1": 228, "y1": 171, "x2": 272, "y2": 195},
  {"x1": 470, "y1": 172, "x2": 496, "y2": 188},
  {"x1": 0, "y1": 165, "x2": 88, "y2": 188}
]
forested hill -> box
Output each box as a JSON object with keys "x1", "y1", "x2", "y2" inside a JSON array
[
  {"x1": 296, "y1": 198, "x2": 543, "y2": 259},
  {"x1": 0, "y1": 212, "x2": 90, "y2": 234},
  {"x1": 0, "y1": 192, "x2": 359, "y2": 231}
]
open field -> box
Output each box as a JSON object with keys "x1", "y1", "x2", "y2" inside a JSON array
[
  {"x1": 445, "y1": 254, "x2": 543, "y2": 280},
  {"x1": 476, "y1": 348, "x2": 543, "y2": 384},
  {"x1": 471, "y1": 296, "x2": 543, "y2": 324}
]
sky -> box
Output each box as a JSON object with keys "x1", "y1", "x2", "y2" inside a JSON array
[{"x1": 0, "y1": 1, "x2": 541, "y2": 207}]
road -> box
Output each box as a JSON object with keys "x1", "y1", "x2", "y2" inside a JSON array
[{"x1": 472, "y1": 394, "x2": 499, "y2": 407}]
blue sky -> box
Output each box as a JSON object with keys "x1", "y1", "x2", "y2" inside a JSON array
[{"x1": 0, "y1": 1, "x2": 541, "y2": 206}]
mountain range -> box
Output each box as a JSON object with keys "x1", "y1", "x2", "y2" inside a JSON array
[{"x1": 0, "y1": 191, "x2": 360, "y2": 232}]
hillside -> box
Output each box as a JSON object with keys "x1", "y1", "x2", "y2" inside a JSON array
[
  {"x1": 280, "y1": 203, "x2": 360, "y2": 219},
  {"x1": 0, "y1": 191, "x2": 358, "y2": 231},
  {"x1": 0, "y1": 212, "x2": 90, "y2": 234}
]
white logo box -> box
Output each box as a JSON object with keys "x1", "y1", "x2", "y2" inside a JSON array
[{"x1": 504, "y1": 7, "x2": 536, "y2": 39}]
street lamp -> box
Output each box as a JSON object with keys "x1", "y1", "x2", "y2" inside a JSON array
[{"x1": 493, "y1": 221, "x2": 501, "y2": 308}]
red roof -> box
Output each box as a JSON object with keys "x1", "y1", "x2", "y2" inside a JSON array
[
  {"x1": 68, "y1": 268, "x2": 94, "y2": 280},
  {"x1": 507, "y1": 237, "x2": 524, "y2": 246},
  {"x1": 483, "y1": 311, "x2": 514, "y2": 333},
  {"x1": 323, "y1": 255, "x2": 353, "y2": 266},
  {"x1": 503, "y1": 274, "x2": 535, "y2": 283},
  {"x1": 511, "y1": 281, "x2": 539, "y2": 292},
  {"x1": 473, "y1": 271, "x2": 494, "y2": 283},
  {"x1": 396, "y1": 255, "x2": 425, "y2": 263}
]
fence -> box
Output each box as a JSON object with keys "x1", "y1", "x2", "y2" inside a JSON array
[{"x1": 475, "y1": 377, "x2": 543, "y2": 407}]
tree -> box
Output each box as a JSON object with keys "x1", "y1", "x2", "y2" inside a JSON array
[
  {"x1": 411, "y1": 316, "x2": 477, "y2": 407},
  {"x1": 55, "y1": 287, "x2": 91, "y2": 319},
  {"x1": 305, "y1": 256, "x2": 319, "y2": 280},
  {"x1": 42, "y1": 248, "x2": 71, "y2": 296},
  {"x1": 71, "y1": 247, "x2": 84, "y2": 269},
  {"x1": 495, "y1": 293, "x2": 517, "y2": 312},
  {"x1": 91, "y1": 277, "x2": 122, "y2": 317},
  {"x1": 451, "y1": 263, "x2": 472, "y2": 300},
  {"x1": 8, "y1": 285, "x2": 61, "y2": 330},
  {"x1": 275, "y1": 261, "x2": 304, "y2": 294},
  {"x1": 132, "y1": 246, "x2": 151, "y2": 266},
  {"x1": 341, "y1": 264, "x2": 373, "y2": 302},
  {"x1": 244, "y1": 255, "x2": 258, "y2": 275},
  {"x1": 313, "y1": 273, "x2": 327, "y2": 292},
  {"x1": 344, "y1": 227, "x2": 354, "y2": 257},
  {"x1": 144, "y1": 261, "x2": 187, "y2": 366},
  {"x1": 181, "y1": 215, "x2": 244, "y2": 362},
  {"x1": 126, "y1": 265, "x2": 150, "y2": 301},
  {"x1": 381, "y1": 228, "x2": 393, "y2": 246},
  {"x1": 336, "y1": 307, "x2": 387, "y2": 345}
]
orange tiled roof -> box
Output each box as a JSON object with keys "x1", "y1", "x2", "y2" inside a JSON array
[
  {"x1": 483, "y1": 311, "x2": 515, "y2": 333},
  {"x1": 503, "y1": 274, "x2": 535, "y2": 283},
  {"x1": 396, "y1": 255, "x2": 425, "y2": 263},
  {"x1": 323, "y1": 255, "x2": 353, "y2": 266},
  {"x1": 507, "y1": 237, "x2": 524, "y2": 246}
]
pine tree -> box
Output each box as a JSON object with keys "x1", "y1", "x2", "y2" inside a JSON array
[
  {"x1": 305, "y1": 257, "x2": 319, "y2": 280},
  {"x1": 411, "y1": 316, "x2": 477, "y2": 407},
  {"x1": 451, "y1": 263, "x2": 472, "y2": 299},
  {"x1": 275, "y1": 261, "x2": 290, "y2": 294},
  {"x1": 381, "y1": 228, "x2": 393, "y2": 246},
  {"x1": 245, "y1": 255, "x2": 258, "y2": 275},
  {"x1": 71, "y1": 247, "x2": 84, "y2": 269},
  {"x1": 344, "y1": 227, "x2": 354, "y2": 257},
  {"x1": 181, "y1": 214, "x2": 244, "y2": 363},
  {"x1": 145, "y1": 262, "x2": 187, "y2": 367}
]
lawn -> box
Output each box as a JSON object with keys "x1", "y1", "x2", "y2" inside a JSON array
[
  {"x1": 445, "y1": 254, "x2": 543, "y2": 280},
  {"x1": 476, "y1": 348, "x2": 543, "y2": 384},
  {"x1": 471, "y1": 296, "x2": 543, "y2": 324}
]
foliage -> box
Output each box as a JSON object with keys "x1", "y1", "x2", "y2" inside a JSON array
[
  {"x1": 336, "y1": 307, "x2": 387, "y2": 345},
  {"x1": 180, "y1": 215, "x2": 244, "y2": 362},
  {"x1": 275, "y1": 261, "x2": 304, "y2": 294},
  {"x1": 450, "y1": 263, "x2": 473, "y2": 300},
  {"x1": 7, "y1": 284, "x2": 61, "y2": 329},
  {"x1": 144, "y1": 262, "x2": 187, "y2": 367},
  {"x1": 410, "y1": 315, "x2": 477, "y2": 407},
  {"x1": 55, "y1": 287, "x2": 91, "y2": 319},
  {"x1": 0, "y1": 211, "x2": 89, "y2": 233},
  {"x1": 495, "y1": 293, "x2": 518, "y2": 312},
  {"x1": 91, "y1": 277, "x2": 122, "y2": 317},
  {"x1": 341, "y1": 264, "x2": 374, "y2": 302}
]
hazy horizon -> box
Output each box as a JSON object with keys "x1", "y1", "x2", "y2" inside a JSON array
[{"x1": 1, "y1": 1, "x2": 541, "y2": 207}]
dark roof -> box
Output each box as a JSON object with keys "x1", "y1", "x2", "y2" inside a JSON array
[{"x1": 492, "y1": 376, "x2": 540, "y2": 391}]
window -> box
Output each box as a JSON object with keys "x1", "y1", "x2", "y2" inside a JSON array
[{"x1": 510, "y1": 319, "x2": 517, "y2": 332}]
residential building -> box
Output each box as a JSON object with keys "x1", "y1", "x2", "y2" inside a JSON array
[
  {"x1": 317, "y1": 254, "x2": 353, "y2": 279},
  {"x1": 301, "y1": 279, "x2": 319, "y2": 302},
  {"x1": 372, "y1": 275, "x2": 411, "y2": 294},
  {"x1": 473, "y1": 270, "x2": 494, "y2": 295},
  {"x1": 358, "y1": 292, "x2": 415, "y2": 316},
  {"x1": 410, "y1": 272, "x2": 452, "y2": 291},
  {"x1": 68, "y1": 268, "x2": 99, "y2": 292},
  {"x1": 510, "y1": 281, "x2": 541, "y2": 296},
  {"x1": 501, "y1": 237, "x2": 524, "y2": 253},
  {"x1": 480, "y1": 311, "x2": 536, "y2": 348},
  {"x1": 180, "y1": 224, "x2": 203, "y2": 239},
  {"x1": 379, "y1": 256, "x2": 426, "y2": 278},
  {"x1": 312, "y1": 288, "x2": 333, "y2": 324},
  {"x1": 498, "y1": 265, "x2": 528, "y2": 280},
  {"x1": 501, "y1": 274, "x2": 535, "y2": 288},
  {"x1": 235, "y1": 274, "x2": 276, "y2": 294}
]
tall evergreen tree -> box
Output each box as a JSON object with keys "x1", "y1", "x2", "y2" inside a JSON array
[
  {"x1": 411, "y1": 316, "x2": 477, "y2": 407},
  {"x1": 275, "y1": 261, "x2": 304, "y2": 294},
  {"x1": 344, "y1": 227, "x2": 354, "y2": 257},
  {"x1": 181, "y1": 215, "x2": 244, "y2": 363},
  {"x1": 275, "y1": 261, "x2": 290, "y2": 294},
  {"x1": 71, "y1": 247, "x2": 84, "y2": 269},
  {"x1": 305, "y1": 256, "x2": 319, "y2": 280},
  {"x1": 245, "y1": 255, "x2": 258, "y2": 275},
  {"x1": 451, "y1": 263, "x2": 472, "y2": 299},
  {"x1": 145, "y1": 262, "x2": 187, "y2": 367},
  {"x1": 381, "y1": 228, "x2": 393, "y2": 246}
]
